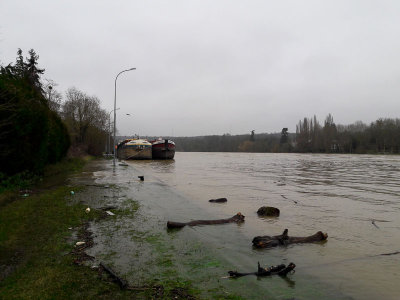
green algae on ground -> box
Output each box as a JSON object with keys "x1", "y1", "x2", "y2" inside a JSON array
[{"x1": 0, "y1": 159, "x2": 141, "y2": 300}]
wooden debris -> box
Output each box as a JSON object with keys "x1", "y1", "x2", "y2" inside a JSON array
[
  {"x1": 209, "y1": 198, "x2": 227, "y2": 203},
  {"x1": 252, "y1": 229, "x2": 328, "y2": 248},
  {"x1": 167, "y1": 212, "x2": 245, "y2": 229},
  {"x1": 228, "y1": 262, "x2": 296, "y2": 278},
  {"x1": 100, "y1": 262, "x2": 128, "y2": 289},
  {"x1": 257, "y1": 206, "x2": 280, "y2": 217}
]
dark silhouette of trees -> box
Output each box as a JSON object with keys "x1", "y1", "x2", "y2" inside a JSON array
[
  {"x1": 280, "y1": 128, "x2": 288, "y2": 144},
  {"x1": 295, "y1": 114, "x2": 400, "y2": 154},
  {"x1": 0, "y1": 49, "x2": 69, "y2": 175},
  {"x1": 323, "y1": 113, "x2": 338, "y2": 151},
  {"x1": 173, "y1": 133, "x2": 283, "y2": 153},
  {"x1": 250, "y1": 130, "x2": 255, "y2": 141},
  {"x1": 172, "y1": 115, "x2": 400, "y2": 154}
]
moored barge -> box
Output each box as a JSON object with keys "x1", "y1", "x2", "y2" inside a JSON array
[
  {"x1": 150, "y1": 139, "x2": 175, "y2": 159},
  {"x1": 117, "y1": 139, "x2": 152, "y2": 160}
]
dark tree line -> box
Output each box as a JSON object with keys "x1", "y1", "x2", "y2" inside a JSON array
[
  {"x1": 0, "y1": 49, "x2": 70, "y2": 175},
  {"x1": 171, "y1": 132, "x2": 294, "y2": 153},
  {"x1": 1, "y1": 49, "x2": 109, "y2": 176},
  {"x1": 164, "y1": 114, "x2": 400, "y2": 154},
  {"x1": 295, "y1": 114, "x2": 400, "y2": 154}
]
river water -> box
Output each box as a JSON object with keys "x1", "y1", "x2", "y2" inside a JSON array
[{"x1": 86, "y1": 153, "x2": 400, "y2": 299}]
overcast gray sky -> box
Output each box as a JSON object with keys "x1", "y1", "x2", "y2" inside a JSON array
[{"x1": 1, "y1": 0, "x2": 400, "y2": 136}]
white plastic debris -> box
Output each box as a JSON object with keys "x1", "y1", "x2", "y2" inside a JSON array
[
  {"x1": 106, "y1": 211, "x2": 115, "y2": 216},
  {"x1": 70, "y1": 191, "x2": 75, "y2": 195},
  {"x1": 85, "y1": 207, "x2": 91, "y2": 213},
  {"x1": 75, "y1": 241, "x2": 85, "y2": 246}
]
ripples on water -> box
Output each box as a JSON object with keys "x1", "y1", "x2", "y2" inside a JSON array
[{"x1": 128, "y1": 153, "x2": 400, "y2": 299}]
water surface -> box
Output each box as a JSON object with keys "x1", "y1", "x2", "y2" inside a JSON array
[
  {"x1": 129, "y1": 152, "x2": 400, "y2": 299},
  {"x1": 81, "y1": 153, "x2": 400, "y2": 299}
]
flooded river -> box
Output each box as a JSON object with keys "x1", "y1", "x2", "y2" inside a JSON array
[{"x1": 83, "y1": 153, "x2": 400, "y2": 299}]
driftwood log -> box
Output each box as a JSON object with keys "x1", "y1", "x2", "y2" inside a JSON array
[
  {"x1": 228, "y1": 262, "x2": 296, "y2": 278},
  {"x1": 167, "y1": 212, "x2": 244, "y2": 229},
  {"x1": 209, "y1": 198, "x2": 227, "y2": 203},
  {"x1": 252, "y1": 229, "x2": 328, "y2": 248}
]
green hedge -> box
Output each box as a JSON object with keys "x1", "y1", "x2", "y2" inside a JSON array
[{"x1": 0, "y1": 73, "x2": 70, "y2": 176}]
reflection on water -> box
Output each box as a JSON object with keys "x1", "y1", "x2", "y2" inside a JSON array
[{"x1": 126, "y1": 152, "x2": 400, "y2": 300}]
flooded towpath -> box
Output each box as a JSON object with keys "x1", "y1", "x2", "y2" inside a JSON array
[{"x1": 72, "y1": 153, "x2": 400, "y2": 299}]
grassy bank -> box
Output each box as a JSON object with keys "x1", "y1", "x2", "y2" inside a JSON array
[{"x1": 0, "y1": 158, "x2": 143, "y2": 299}]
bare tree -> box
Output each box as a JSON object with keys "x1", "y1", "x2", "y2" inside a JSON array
[
  {"x1": 43, "y1": 79, "x2": 62, "y2": 113},
  {"x1": 62, "y1": 87, "x2": 107, "y2": 154}
]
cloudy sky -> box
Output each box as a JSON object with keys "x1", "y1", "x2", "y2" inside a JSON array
[{"x1": 1, "y1": 1, "x2": 400, "y2": 136}]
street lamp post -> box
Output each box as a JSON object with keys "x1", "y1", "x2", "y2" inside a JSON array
[
  {"x1": 113, "y1": 68, "x2": 136, "y2": 166},
  {"x1": 108, "y1": 108, "x2": 120, "y2": 154}
]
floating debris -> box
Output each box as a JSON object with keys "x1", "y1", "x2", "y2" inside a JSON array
[
  {"x1": 138, "y1": 176, "x2": 144, "y2": 181},
  {"x1": 209, "y1": 198, "x2": 227, "y2": 203},
  {"x1": 372, "y1": 220, "x2": 380, "y2": 229},
  {"x1": 106, "y1": 211, "x2": 115, "y2": 216},
  {"x1": 252, "y1": 229, "x2": 328, "y2": 249},
  {"x1": 228, "y1": 262, "x2": 296, "y2": 278},
  {"x1": 167, "y1": 212, "x2": 245, "y2": 229},
  {"x1": 281, "y1": 194, "x2": 297, "y2": 204},
  {"x1": 257, "y1": 206, "x2": 280, "y2": 217}
]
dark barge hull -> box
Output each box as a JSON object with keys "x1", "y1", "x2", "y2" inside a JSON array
[{"x1": 151, "y1": 140, "x2": 175, "y2": 159}]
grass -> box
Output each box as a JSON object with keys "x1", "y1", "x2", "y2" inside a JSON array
[
  {"x1": 0, "y1": 158, "x2": 139, "y2": 299},
  {"x1": 0, "y1": 157, "x2": 89, "y2": 195}
]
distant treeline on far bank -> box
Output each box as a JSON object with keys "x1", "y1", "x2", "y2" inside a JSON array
[{"x1": 166, "y1": 114, "x2": 400, "y2": 154}]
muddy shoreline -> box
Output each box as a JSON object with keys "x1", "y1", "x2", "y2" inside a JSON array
[{"x1": 67, "y1": 160, "x2": 199, "y2": 299}]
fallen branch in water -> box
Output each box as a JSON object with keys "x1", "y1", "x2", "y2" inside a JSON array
[
  {"x1": 209, "y1": 198, "x2": 227, "y2": 203},
  {"x1": 228, "y1": 262, "x2": 296, "y2": 278},
  {"x1": 371, "y1": 220, "x2": 380, "y2": 229},
  {"x1": 100, "y1": 262, "x2": 128, "y2": 289},
  {"x1": 167, "y1": 212, "x2": 244, "y2": 229},
  {"x1": 252, "y1": 229, "x2": 328, "y2": 248},
  {"x1": 374, "y1": 251, "x2": 400, "y2": 256}
]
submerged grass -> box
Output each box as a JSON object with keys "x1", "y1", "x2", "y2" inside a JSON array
[
  {"x1": 0, "y1": 158, "x2": 140, "y2": 299},
  {"x1": 0, "y1": 158, "x2": 203, "y2": 299}
]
